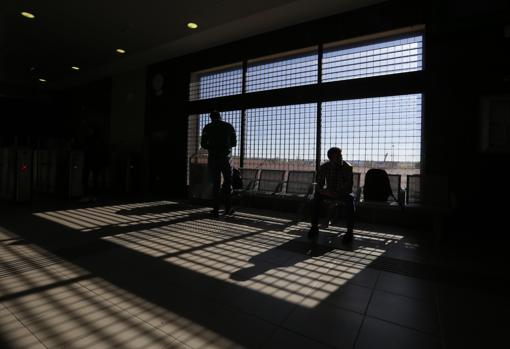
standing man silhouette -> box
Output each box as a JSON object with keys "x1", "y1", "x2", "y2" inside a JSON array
[{"x1": 201, "y1": 111, "x2": 237, "y2": 217}]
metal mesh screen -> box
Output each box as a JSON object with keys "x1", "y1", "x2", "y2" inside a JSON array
[
  {"x1": 186, "y1": 111, "x2": 242, "y2": 185},
  {"x1": 323, "y1": 34, "x2": 423, "y2": 83},
  {"x1": 245, "y1": 104, "x2": 317, "y2": 172},
  {"x1": 322, "y1": 94, "x2": 422, "y2": 188},
  {"x1": 189, "y1": 65, "x2": 242, "y2": 101},
  {"x1": 246, "y1": 51, "x2": 318, "y2": 93}
]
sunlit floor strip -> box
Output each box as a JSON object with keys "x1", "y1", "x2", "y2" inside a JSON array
[
  {"x1": 31, "y1": 202, "x2": 401, "y2": 310},
  {"x1": 0, "y1": 233, "x2": 260, "y2": 348}
]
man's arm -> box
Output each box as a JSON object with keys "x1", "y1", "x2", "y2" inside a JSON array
[
  {"x1": 200, "y1": 127, "x2": 209, "y2": 149},
  {"x1": 230, "y1": 124, "x2": 237, "y2": 148},
  {"x1": 342, "y1": 164, "x2": 353, "y2": 194}
]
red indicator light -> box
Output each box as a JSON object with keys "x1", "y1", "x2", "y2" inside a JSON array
[{"x1": 20, "y1": 164, "x2": 29, "y2": 172}]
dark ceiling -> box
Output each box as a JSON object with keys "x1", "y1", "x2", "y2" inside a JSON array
[{"x1": 0, "y1": 0, "x2": 385, "y2": 89}]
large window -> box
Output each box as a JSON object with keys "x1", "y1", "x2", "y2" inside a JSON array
[{"x1": 187, "y1": 29, "x2": 424, "y2": 190}]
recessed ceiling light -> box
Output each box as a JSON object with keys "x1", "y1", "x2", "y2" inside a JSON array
[
  {"x1": 187, "y1": 22, "x2": 198, "y2": 29},
  {"x1": 116, "y1": 48, "x2": 126, "y2": 54},
  {"x1": 71, "y1": 66, "x2": 80, "y2": 71},
  {"x1": 21, "y1": 12, "x2": 35, "y2": 19},
  {"x1": 38, "y1": 78, "x2": 47, "y2": 83}
]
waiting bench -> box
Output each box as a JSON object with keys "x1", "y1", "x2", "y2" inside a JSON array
[{"x1": 234, "y1": 168, "x2": 315, "y2": 208}]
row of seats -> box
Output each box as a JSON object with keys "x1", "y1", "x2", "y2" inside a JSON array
[
  {"x1": 235, "y1": 167, "x2": 406, "y2": 203},
  {"x1": 236, "y1": 168, "x2": 315, "y2": 198}
]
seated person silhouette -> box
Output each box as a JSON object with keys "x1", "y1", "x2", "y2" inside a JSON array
[{"x1": 308, "y1": 147, "x2": 355, "y2": 243}]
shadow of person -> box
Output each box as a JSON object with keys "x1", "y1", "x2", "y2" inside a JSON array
[{"x1": 230, "y1": 237, "x2": 335, "y2": 282}]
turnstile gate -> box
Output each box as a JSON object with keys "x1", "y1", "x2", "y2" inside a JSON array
[{"x1": 0, "y1": 147, "x2": 32, "y2": 202}]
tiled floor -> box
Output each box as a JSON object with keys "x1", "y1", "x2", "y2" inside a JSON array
[{"x1": 0, "y1": 199, "x2": 507, "y2": 348}]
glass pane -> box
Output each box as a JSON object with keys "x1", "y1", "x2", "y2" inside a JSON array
[
  {"x1": 246, "y1": 52, "x2": 318, "y2": 93},
  {"x1": 245, "y1": 104, "x2": 317, "y2": 172},
  {"x1": 323, "y1": 35, "x2": 423, "y2": 82},
  {"x1": 189, "y1": 66, "x2": 242, "y2": 101},
  {"x1": 322, "y1": 94, "x2": 422, "y2": 188}
]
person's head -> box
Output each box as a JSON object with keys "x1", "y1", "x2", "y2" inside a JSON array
[
  {"x1": 210, "y1": 110, "x2": 221, "y2": 121},
  {"x1": 327, "y1": 147, "x2": 342, "y2": 162}
]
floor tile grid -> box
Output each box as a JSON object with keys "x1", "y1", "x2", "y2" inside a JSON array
[
  {"x1": 75, "y1": 279, "x2": 193, "y2": 349},
  {"x1": 0, "y1": 301, "x2": 47, "y2": 349},
  {"x1": 3, "y1": 267, "x2": 189, "y2": 348},
  {"x1": 2, "y1": 201, "x2": 463, "y2": 349},
  {"x1": 78, "y1": 274, "x2": 279, "y2": 349},
  {"x1": 351, "y1": 267, "x2": 383, "y2": 348},
  {"x1": 272, "y1": 248, "x2": 445, "y2": 349},
  {"x1": 361, "y1": 274, "x2": 444, "y2": 348},
  {"x1": 256, "y1": 252, "x2": 380, "y2": 348},
  {"x1": 0, "y1": 238, "x2": 186, "y2": 348},
  {"x1": 71, "y1": 236, "x2": 280, "y2": 348}
]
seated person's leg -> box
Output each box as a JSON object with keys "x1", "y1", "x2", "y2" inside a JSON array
[
  {"x1": 309, "y1": 192, "x2": 325, "y2": 237},
  {"x1": 342, "y1": 194, "x2": 355, "y2": 240}
]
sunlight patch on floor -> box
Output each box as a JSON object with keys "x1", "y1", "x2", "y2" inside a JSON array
[{"x1": 33, "y1": 202, "x2": 402, "y2": 308}]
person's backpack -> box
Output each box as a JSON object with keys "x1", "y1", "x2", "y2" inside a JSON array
[
  {"x1": 363, "y1": 168, "x2": 394, "y2": 202},
  {"x1": 232, "y1": 168, "x2": 243, "y2": 190}
]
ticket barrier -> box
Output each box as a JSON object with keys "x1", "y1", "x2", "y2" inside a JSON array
[
  {"x1": 67, "y1": 150, "x2": 84, "y2": 198},
  {"x1": 33, "y1": 149, "x2": 58, "y2": 194},
  {"x1": 0, "y1": 147, "x2": 15, "y2": 200},
  {"x1": 0, "y1": 147, "x2": 32, "y2": 202},
  {"x1": 33, "y1": 149, "x2": 84, "y2": 198},
  {"x1": 124, "y1": 154, "x2": 139, "y2": 193}
]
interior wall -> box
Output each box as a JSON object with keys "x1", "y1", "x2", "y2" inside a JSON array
[
  {"x1": 5, "y1": 0, "x2": 507, "y2": 235},
  {"x1": 145, "y1": 64, "x2": 189, "y2": 196},
  {"x1": 110, "y1": 69, "x2": 147, "y2": 151},
  {"x1": 146, "y1": 0, "x2": 510, "y2": 235}
]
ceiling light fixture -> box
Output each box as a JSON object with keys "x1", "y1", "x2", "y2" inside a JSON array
[
  {"x1": 187, "y1": 22, "x2": 198, "y2": 29},
  {"x1": 38, "y1": 78, "x2": 47, "y2": 83},
  {"x1": 21, "y1": 12, "x2": 35, "y2": 19},
  {"x1": 116, "y1": 48, "x2": 126, "y2": 54},
  {"x1": 71, "y1": 66, "x2": 80, "y2": 71}
]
